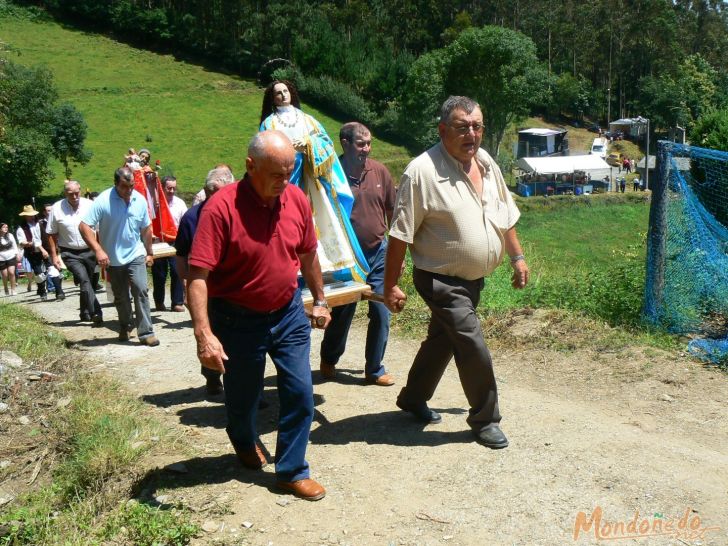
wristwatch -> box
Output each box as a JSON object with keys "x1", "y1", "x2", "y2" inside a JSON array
[{"x1": 313, "y1": 299, "x2": 329, "y2": 309}]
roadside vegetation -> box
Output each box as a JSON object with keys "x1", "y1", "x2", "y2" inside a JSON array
[
  {"x1": 0, "y1": 303, "x2": 198, "y2": 545},
  {"x1": 0, "y1": 6, "x2": 684, "y2": 351}
]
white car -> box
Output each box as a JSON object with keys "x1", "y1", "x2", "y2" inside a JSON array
[{"x1": 590, "y1": 138, "x2": 607, "y2": 159}]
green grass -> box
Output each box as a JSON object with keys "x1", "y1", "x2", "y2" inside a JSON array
[
  {"x1": 1, "y1": 6, "x2": 675, "y2": 344},
  {"x1": 517, "y1": 196, "x2": 650, "y2": 271},
  {"x1": 0, "y1": 12, "x2": 410, "y2": 198},
  {"x1": 0, "y1": 302, "x2": 198, "y2": 544},
  {"x1": 0, "y1": 301, "x2": 66, "y2": 360}
]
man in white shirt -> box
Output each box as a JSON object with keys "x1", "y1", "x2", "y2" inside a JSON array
[
  {"x1": 152, "y1": 176, "x2": 187, "y2": 312},
  {"x1": 47, "y1": 180, "x2": 103, "y2": 324},
  {"x1": 384, "y1": 96, "x2": 529, "y2": 449}
]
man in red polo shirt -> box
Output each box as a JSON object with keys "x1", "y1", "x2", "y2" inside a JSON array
[{"x1": 187, "y1": 130, "x2": 331, "y2": 501}]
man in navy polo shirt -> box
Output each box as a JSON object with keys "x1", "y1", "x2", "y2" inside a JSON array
[
  {"x1": 174, "y1": 165, "x2": 235, "y2": 395},
  {"x1": 187, "y1": 131, "x2": 330, "y2": 501}
]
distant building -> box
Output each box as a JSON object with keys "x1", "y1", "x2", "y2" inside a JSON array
[
  {"x1": 515, "y1": 128, "x2": 569, "y2": 159},
  {"x1": 609, "y1": 117, "x2": 648, "y2": 140}
]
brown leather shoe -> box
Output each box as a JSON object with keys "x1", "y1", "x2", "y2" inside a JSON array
[
  {"x1": 234, "y1": 443, "x2": 267, "y2": 470},
  {"x1": 320, "y1": 361, "x2": 336, "y2": 380},
  {"x1": 365, "y1": 373, "x2": 395, "y2": 386},
  {"x1": 276, "y1": 478, "x2": 326, "y2": 501}
]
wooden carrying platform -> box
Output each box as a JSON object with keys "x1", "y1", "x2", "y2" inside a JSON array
[
  {"x1": 151, "y1": 242, "x2": 177, "y2": 259},
  {"x1": 301, "y1": 281, "x2": 383, "y2": 311}
]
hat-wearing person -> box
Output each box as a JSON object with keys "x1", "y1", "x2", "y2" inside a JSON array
[{"x1": 16, "y1": 205, "x2": 49, "y2": 301}]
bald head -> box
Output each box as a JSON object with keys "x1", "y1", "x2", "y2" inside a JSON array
[
  {"x1": 248, "y1": 130, "x2": 295, "y2": 162},
  {"x1": 246, "y1": 130, "x2": 296, "y2": 203}
]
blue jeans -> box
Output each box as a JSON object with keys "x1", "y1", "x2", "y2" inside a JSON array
[
  {"x1": 152, "y1": 256, "x2": 184, "y2": 307},
  {"x1": 209, "y1": 292, "x2": 314, "y2": 482},
  {"x1": 320, "y1": 239, "x2": 390, "y2": 378},
  {"x1": 107, "y1": 255, "x2": 155, "y2": 339}
]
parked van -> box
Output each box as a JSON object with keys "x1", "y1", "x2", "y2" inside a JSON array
[{"x1": 590, "y1": 137, "x2": 607, "y2": 159}]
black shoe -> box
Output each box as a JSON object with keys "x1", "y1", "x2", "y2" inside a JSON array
[
  {"x1": 80, "y1": 312, "x2": 92, "y2": 322},
  {"x1": 91, "y1": 314, "x2": 104, "y2": 327},
  {"x1": 56, "y1": 293, "x2": 66, "y2": 301},
  {"x1": 396, "y1": 399, "x2": 442, "y2": 424},
  {"x1": 473, "y1": 426, "x2": 509, "y2": 449}
]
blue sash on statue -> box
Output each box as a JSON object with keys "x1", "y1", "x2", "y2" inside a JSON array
[{"x1": 260, "y1": 113, "x2": 369, "y2": 283}]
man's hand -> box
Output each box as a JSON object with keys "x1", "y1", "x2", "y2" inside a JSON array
[
  {"x1": 196, "y1": 331, "x2": 228, "y2": 374},
  {"x1": 95, "y1": 249, "x2": 110, "y2": 268},
  {"x1": 53, "y1": 257, "x2": 63, "y2": 270},
  {"x1": 511, "y1": 260, "x2": 530, "y2": 289},
  {"x1": 384, "y1": 285, "x2": 407, "y2": 313},
  {"x1": 310, "y1": 305, "x2": 331, "y2": 329},
  {"x1": 145, "y1": 254, "x2": 154, "y2": 268},
  {"x1": 40, "y1": 248, "x2": 49, "y2": 260}
]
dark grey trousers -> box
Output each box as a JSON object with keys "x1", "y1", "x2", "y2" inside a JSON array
[
  {"x1": 397, "y1": 267, "x2": 501, "y2": 431},
  {"x1": 61, "y1": 247, "x2": 101, "y2": 318}
]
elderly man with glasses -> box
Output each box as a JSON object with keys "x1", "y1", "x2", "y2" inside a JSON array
[{"x1": 384, "y1": 95, "x2": 529, "y2": 449}]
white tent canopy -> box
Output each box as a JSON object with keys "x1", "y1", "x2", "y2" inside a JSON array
[{"x1": 516, "y1": 154, "x2": 609, "y2": 174}]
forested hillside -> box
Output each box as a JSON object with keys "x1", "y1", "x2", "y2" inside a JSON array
[{"x1": 21, "y1": 0, "x2": 728, "y2": 145}]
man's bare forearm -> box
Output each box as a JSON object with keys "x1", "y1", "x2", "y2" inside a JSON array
[
  {"x1": 504, "y1": 227, "x2": 524, "y2": 258},
  {"x1": 141, "y1": 225, "x2": 153, "y2": 255},
  {"x1": 384, "y1": 236, "x2": 408, "y2": 290},
  {"x1": 79, "y1": 223, "x2": 101, "y2": 253},
  {"x1": 188, "y1": 267, "x2": 211, "y2": 338}
]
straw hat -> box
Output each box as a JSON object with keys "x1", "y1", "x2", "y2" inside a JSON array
[{"x1": 18, "y1": 205, "x2": 39, "y2": 217}]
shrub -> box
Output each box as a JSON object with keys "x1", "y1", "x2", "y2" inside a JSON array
[{"x1": 272, "y1": 67, "x2": 374, "y2": 124}]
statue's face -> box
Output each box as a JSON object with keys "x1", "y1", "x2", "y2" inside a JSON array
[{"x1": 272, "y1": 83, "x2": 291, "y2": 107}]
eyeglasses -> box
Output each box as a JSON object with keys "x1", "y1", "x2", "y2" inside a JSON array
[{"x1": 449, "y1": 123, "x2": 484, "y2": 135}]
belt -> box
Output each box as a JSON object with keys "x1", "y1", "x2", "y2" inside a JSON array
[
  {"x1": 209, "y1": 297, "x2": 290, "y2": 317},
  {"x1": 59, "y1": 246, "x2": 90, "y2": 253}
]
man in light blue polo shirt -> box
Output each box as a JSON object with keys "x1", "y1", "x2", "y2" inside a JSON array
[{"x1": 79, "y1": 167, "x2": 160, "y2": 346}]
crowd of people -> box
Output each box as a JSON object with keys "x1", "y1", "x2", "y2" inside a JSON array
[{"x1": 2, "y1": 86, "x2": 531, "y2": 502}]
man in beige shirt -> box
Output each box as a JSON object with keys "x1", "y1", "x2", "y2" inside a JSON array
[{"x1": 383, "y1": 95, "x2": 529, "y2": 449}]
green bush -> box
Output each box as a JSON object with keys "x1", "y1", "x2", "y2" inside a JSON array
[{"x1": 272, "y1": 67, "x2": 374, "y2": 125}]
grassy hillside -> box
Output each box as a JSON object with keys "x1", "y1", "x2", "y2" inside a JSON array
[
  {"x1": 1, "y1": 8, "x2": 657, "y2": 330},
  {"x1": 0, "y1": 13, "x2": 411, "y2": 196}
]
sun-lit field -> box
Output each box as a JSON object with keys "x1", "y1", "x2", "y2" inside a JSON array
[{"x1": 0, "y1": 15, "x2": 410, "y2": 196}]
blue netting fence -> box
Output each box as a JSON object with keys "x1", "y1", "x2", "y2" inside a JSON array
[{"x1": 644, "y1": 141, "x2": 728, "y2": 364}]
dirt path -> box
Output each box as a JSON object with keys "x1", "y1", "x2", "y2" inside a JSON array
[{"x1": 14, "y1": 285, "x2": 728, "y2": 545}]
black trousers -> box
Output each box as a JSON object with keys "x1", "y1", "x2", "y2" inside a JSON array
[{"x1": 60, "y1": 247, "x2": 101, "y2": 318}]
